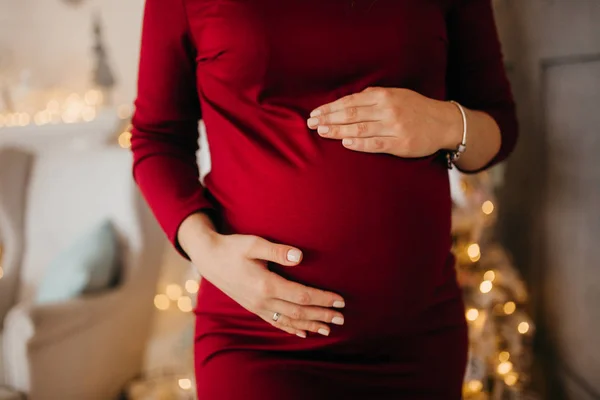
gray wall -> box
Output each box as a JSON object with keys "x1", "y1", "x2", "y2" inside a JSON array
[{"x1": 493, "y1": 1, "x2": 600, "y2": 398}]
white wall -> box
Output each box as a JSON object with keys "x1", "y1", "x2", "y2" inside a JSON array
[{"x1": 0, "y1": 0, "x2": 145, "y2": 106}]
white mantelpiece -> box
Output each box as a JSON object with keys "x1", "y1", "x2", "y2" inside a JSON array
[{"x1": 0, "y1": 110, "x2": 126, "y2": 154}]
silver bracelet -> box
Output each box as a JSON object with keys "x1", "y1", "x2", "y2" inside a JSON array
[{"x1": 446, "y1": 100, "x2": 467, "y2": 169}]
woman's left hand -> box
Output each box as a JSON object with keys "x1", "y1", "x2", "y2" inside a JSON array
[{"x1": 307, "y1": 87, "x2": 462, "y2": 158}]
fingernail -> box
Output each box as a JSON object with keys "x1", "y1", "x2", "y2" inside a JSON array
[
  {"x1": 333, "y1": 300, "x2": 345, "y2": 308},
  {"x1": 342, "y1": 138, "x2": 353, "y2": 146},
  {"x1": 332, "y1": 316, "x2": 344, "y2": 325},
  {"x1": 296, "y1": 332, "x2": 307, "y2": 338},
  {"x1": 310, "y1": 109, "x2": 322, "y2": 117},
  {"x1": 307, "y1": 117, "x2": 319, "y2": 127},
  {"x1": 318, "y1": 328, "x2": 329, "y2": 336},
  {"x1": 317, "y1": 126, "x2": 329, "y2": 135},
  {"x1": 287, "y1": 249, "x2": 302, "y2": 263}
]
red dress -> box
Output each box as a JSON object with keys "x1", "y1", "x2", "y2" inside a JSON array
[{"x1": 131, "y1": 0, "x2": 518, "y2": 398}]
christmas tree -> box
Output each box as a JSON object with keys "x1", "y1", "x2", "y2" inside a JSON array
[{"x1": 450, "y1": 168, "x2": 537, "y2": 399}]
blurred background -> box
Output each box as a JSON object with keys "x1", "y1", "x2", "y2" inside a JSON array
[{"x1": 0, "y1": 0, "x2": 598, "y2": 399}]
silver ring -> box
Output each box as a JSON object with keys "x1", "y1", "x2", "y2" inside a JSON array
[{"x1": 272, "y1": 312, "x2": 281, "y2": 322}]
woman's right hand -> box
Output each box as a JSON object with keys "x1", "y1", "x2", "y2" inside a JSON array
[{"x1": 178, "y1": 212, "x2": 346, "y2": 338}]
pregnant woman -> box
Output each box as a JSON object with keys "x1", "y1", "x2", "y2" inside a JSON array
[{"x1": 131, "y1": 0, "x2": 518, "y2": 398}]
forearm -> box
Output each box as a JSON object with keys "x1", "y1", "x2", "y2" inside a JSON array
[{"x1": 439, "y1": 100, "x2": 503, "y2": 172}]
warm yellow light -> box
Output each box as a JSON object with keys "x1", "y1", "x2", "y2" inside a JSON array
[
  {"x1": 185, "y1": 279, "x2": 199, "y2": 294},
  {"x1": 0, "y1": 267, "x2": 4, "y2": 280},
  {"x1": 82, "y1": 107, "x2": 96, "y2": 122},
  {"x1": 504, "y1": 372, "x2": 518, "y2": 386},
  {"x1": 483, "y1": 270, "x2": 496, "y2": 282},
  {"x1": 466, "y1": 380, "x2": 482, "y2": 393},
  {"x1": 67, "y1": 93, "x2": 81, "y2": 104},
  {"x1": 18, "y1": 113, "x2": 30, "y2": 126},
  {"x1": 177, "y1": 296, "x2": 193, "y2": 312},
  {"x1": 499, "y1": 351, "x2": 510, "y2": 362},
  {"x1": 154, "y1": 294, "x2": 170, "y2": 310},
  {"x1": 482, "y1": 200, "x2": 494, "y2": 215},
  {"x1": 497, "y1": 361, "x2": 513, "y2": 375},
  {"x1": 466, "y1": 308, "x2": 479, "y2": 322},
  {"x1": 47, "y1": 99, "x2": 60, "y2": 113},
  {"x1": 62, "y1": 112, "x2": 78, "y2": 124},
  {"x1": 6, "y1": 113, "x2": 18, "y2": 127},
  {"x1": 480, "y1": 280, "x2": 493, "y2": 294},
  {"x1": 85, "y1": 89, "x2": 103, "y2": 105},
  {"x1": 467, "y1": 243, "x2": 481, "y2": 262},
  {"x1": 166, "y1": 284, "x2": 182, "y2": 300},
  {"x1": 34, "y1": 111, "x2": 51, "y2": 126},
  {"x1": 503, "y1": 301, "x2": 516, "y2": 315},
  {"x1": 518, "y1": 322, "x2": 530, "y2": 334},
  {"x1": 117, "y1": 104, "x2": 133, "y2": 119},
  {"x1": 118, "y1": 131, "x2": 132, "y2": 149},
  {"x1": 178, "y1": 378, "x2": 192, "y2": 390}
]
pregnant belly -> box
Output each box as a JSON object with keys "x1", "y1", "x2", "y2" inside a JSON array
[{"x1": 197, "y1": 147, "x2": 454, "y2": 350}]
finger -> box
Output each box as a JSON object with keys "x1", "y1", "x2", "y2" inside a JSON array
[
  {"x1": 268, "y1": 299, "x2": 345, "y2": 326},
  {"x1": 246, "y1": 236, "x2": 303, "y2": 266},
  {"x1": 274, "y1": 313, "x2": 331, "y2": 336},
  {"x1": 317, "y1": 121, "x2": 385, "y2": 139},
  {"x1": 260, "y1": 311, "x2": 307, "y2": 338},
  {"x1": 307, "y1": 105, "x2": 382, "y2": 128},
  {"x1": 269, "y1": 273, "x2": 346, "y2": 308},
  {"x1": 342, "y1": 136, "x2": 396, "y2": 154},
  {"x1": 309, "y1": 87, "x2": 385, "y2": 117}
]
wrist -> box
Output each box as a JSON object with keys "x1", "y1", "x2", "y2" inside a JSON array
[
  {"x1": 178, "y1": 211, "x2": 220, "y2": 258},
  {"x1": 439, "y1": 100, "x2": 465, "y2": 151}
]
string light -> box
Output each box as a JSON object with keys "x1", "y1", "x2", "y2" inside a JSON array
[
  {"x1": 518, "y1": 322, "x2": 530, "y2": 334},
  {"x1": 34, "y1": 111, "x2": 51, "y2": 126},
  {"x1": 480, "y1": 280, "x2": 493, "y2": 294},
  {"x1": 0, "y1": 90, "x2": 106, "y2": 131},
  {"x1": 166, "y1": 284, "x2": 182, "y2": 300},
  {"x1": 84, "y1": 89, "x2": 103, "y2": 106},
  {"x1": 6, "y1": 114, "x2": 18, "y2": 127},
  {"x1": 118, "y1": 131, "x2": 132, "y2": 149},
  {"x1": 503, "y1": 301, "x2": 516, "y2": 315},
  {"x1": 177, "y1": 296, "x2": 193, "y2": 312},
  {"x1": 483, "y1": 270, "x2": 496, "y2": 281},
  {"x1": 482, "y1": 200, "x2": 494, "y2": 215},
  {"x1": 467, "y1": 243, "x2": 481, "y2": 262},
  {"x1": 185, "y1": 279, "x2": 199, "y2": 294},
  {"x1": 17, "y1": 113, "x2": 31, "y2": 126},
  {"x1": 504, "y1": 372, "x2": 519, "y2": 386},
  {"x1": 178, "y1": 379, "x2": 192, "y2": 390},
  {"x1": 47, "y1": 99, "x2": 60, "y2": 113},
  {"x1": 499, "y1": 351, "x2": 510, "y2": 362},
  {"x1": 154, "y1": 294, "x2": 170, "y2": 310},
  {"x1": 497, "y1": 361, "x2": 513, "y2": 375},
  {"x1": 466, "y1": 380, "x2": 483, "y2": 393},
  {"x1": 466, "y1": 308, "x2": 479, "y2": 322}
]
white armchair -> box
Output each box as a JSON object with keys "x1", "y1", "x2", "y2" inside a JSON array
[{"x1": 0, "y1": 146, "x2": 165, "y2": 399}]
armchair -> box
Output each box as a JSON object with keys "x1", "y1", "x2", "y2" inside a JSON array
[{"x1": 0, "y1": 146, "x2": 165, "y2": 399}]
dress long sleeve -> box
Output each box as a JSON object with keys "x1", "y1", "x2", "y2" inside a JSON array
[
  {"x1": 130, "y1": 0, "x2": 214, "y2": 258},
  {"x1": 446, "y1": 0, "x2": 519, "y2": 173}
]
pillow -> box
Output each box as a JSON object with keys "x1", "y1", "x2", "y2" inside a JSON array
[{"x1": 36, "y1": 220, "x2": 120, "y2": 304}]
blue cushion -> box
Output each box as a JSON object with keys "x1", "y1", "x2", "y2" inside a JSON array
[{"x1": 36, "y1": 220, "x2": 120, "y2": 304}]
